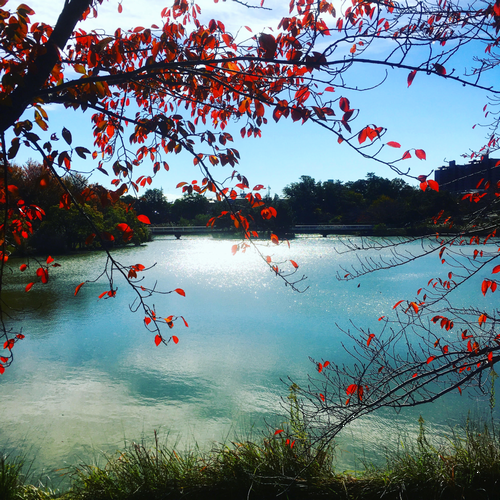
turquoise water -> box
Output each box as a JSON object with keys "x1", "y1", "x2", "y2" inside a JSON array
[{"x1": 0, "y1": 235, "x2": 495, "y2": 480}]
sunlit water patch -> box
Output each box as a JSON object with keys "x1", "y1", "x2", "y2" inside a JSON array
[{"x1": 0, "y1": 236, "x2": 496, "y2": 483}]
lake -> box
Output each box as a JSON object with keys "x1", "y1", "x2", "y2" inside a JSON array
[{"x1": 0, "y1": 235, "x2": 495, "y2": 483}]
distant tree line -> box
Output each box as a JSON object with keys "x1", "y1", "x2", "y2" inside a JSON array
[
  {"x1": 10, "y1": 162, "x2": 469, "y2": 256},
  {"x1": 128, "y1": 173, "x2": 465, "y2": 235},
  {"x1": 282, "y1": 174, "x2": 461, "y2": 228}
]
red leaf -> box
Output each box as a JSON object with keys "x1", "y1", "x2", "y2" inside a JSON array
[
  {"x1": 137, "y1": 214, "x2": 151, "y2": 224},
  {"x1": 3, "y1": 339, "x2": 14, "y2": 350},
  {"x1": 492, "y1": 265, "x2": 500, "y2": 274},
  {"x1": 116, "y1": 223, "x2": 131, "y2": 232},
  {"x1": 0, "y1": 365, "x2": 4, "y2": 375},
  {"x1": 393, "y1": 299, "x2": 404, "y2": 309},
  {"x1": 85, "y1": 233, "x2": 96, "y2": 246},
  {"x1": 458, "y1": 386, "x2": 462, "y2": 395},
  {"x1": 324, "y1": 361, "x2": 330, "y2": 368},
  {"x1": 172, "y1": 335, "x2": 179, "y2": 344},
  {"x1": 325, "y1": 86, "x2": 335, "y2": 92},
  {"x1": 415, "y1": 149, "x2": 426, "y2": 160},
  {"x1": 144, "y1": 316, "x2": 151, "y2": 325},
  {"x1": 155, "y1": 334, "x2": 162, "y2": 346},
  {"x1": 74, "y1": 282, "x2": 85, "y2": 296},
  {"x1": 320, "y1": 393, "x2": 325, "y2": 402},
  {"x1": 231, "y1": 244, "x2": 238, "y2": 256},
  {"x1": 318, "y1": 362, "x2": 323, "y2": 373},
  {"x1": 479, "y1": 313, "x2": 487, "y2": 326},
  {"x1": 378, "y1": 316, "x2": 385, "y2": 321},
  {"x1": 46, "y1": 256, "x2": 54, "y2": 264},
  {"x1": 402, "y1": 151, "x2": 411, "y2": 160},
  {"x1": 346, "y1": 384, "x2": 357, "y2": 396},
  {"x1": 488, "y1": 351, "x2": 493, "y2": 363},
  {"x1": 25, "y1": 282, "x2": 34, "y2": 292},
  {"x1": 367, "y1": 333, "x2": 375, "y2": 347},
  {"x1": 427, "y1": 180, "x2": 439, "y2": 192},
  {"x1": 271, "y1": 233, "x2": 279, "y2": 245},
  {"x1": 274, "y1": 429, "x2": 284, "y2": 435},
  {"x1": 290, "y1": 260, "x2": 299, "y2": 269},
  {"x1": 339, "y1": 97, "x2": 350, "y2": 112},
  {"x1": 101, "y1": 231, "x2": 115, "y2": 242},
  {"x1": 433, "y1": 63, "x2": 446, "y2": 75},
  {"x1": 174, "y1": 288, "x2": 186, "y2": 297},
  {"x1": 407, "y1": 70, "x2": 417, "y2": 87},
  {"x1": 386, "y1": 141, "x2": 401, "y2": 148},
  {"x1": 426, "y1": 356, "x2": 435, "y2": 364},
  {"x1": 19, "y1": 264, "x2": 27, "y2": 272},
  {"x1": 181, "y1": 316, "x2": 189, "y2": 327}
]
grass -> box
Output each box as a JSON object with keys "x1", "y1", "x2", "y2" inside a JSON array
[{"x1": 4, "y1": 415, "x2": 500, "y2": 499}]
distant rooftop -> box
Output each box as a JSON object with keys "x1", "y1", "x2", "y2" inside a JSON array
[{"x1": 434, "y1": 156, "x2": 500, "y2": 192}]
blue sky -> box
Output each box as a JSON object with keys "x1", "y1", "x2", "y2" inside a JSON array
[{"x1": 10, "y1": 0, "x2": 497, "y2": 200}]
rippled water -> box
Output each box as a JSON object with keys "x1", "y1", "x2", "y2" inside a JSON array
[{"x1": 0, "y1": 236, "x2": 495, "y2": 481}]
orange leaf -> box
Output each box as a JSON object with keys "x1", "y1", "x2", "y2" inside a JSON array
[
  {"x1": 74, "y1": 282, "x2": 85, "y2": 296},
  {"x1": 271, "y1": 233, "x2": 279, "y2": 245},
  {"x1": 231, "y1": 244, "x2": 238, "y2": 255},
  {"x1": 174, "y1": 288, "x2": 186, "y2": 297},
  {"x1": 290, "y1": 260, "x2": 299, "y2": 269},
  {"x1": 409, "y1": 301, "x2": 419, "y2": 313},
  {"x1": 137, "y1": 214, "x2": 151, "y2": 224}
]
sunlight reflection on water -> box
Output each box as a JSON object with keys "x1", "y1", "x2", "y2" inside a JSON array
[{"x1": 0, "y1": 236, "x2": 496, "y2": 481}]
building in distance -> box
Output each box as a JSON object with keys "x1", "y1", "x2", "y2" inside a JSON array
[{"x1": 435, "y1": 156, "x2": 500, "y2": 193}]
